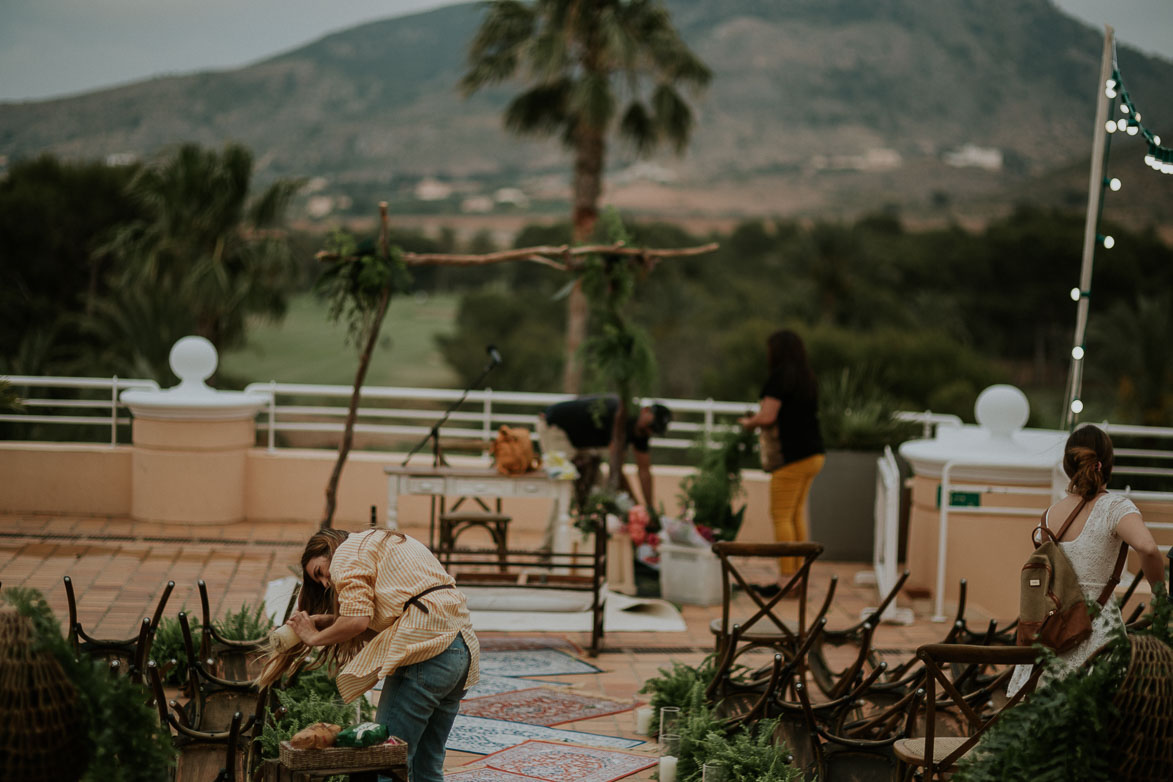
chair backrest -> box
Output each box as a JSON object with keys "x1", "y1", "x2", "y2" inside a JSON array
[
  {"x1": 901, "y1": 643, "x2": 1041, "y2": 778},
  {"x1": 795, "y1": 676, "x2": 926, "y2": 782},
  {"x1": 711, "y1": 541, "x2": 823, "y2": 646},
  {"x1": 178, "y1": 611, "x2": 263, "y2": 733},
  {"x1": 64, "y1": 575, "x2": 173, "y2": 682},
  {"x1": 197, "y1": 580, "x2": 275, "y2": 680}
]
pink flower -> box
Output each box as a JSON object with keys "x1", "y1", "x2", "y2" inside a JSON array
[{"x1": 628, "y1": 505, "x2": 651, "y2": 528}]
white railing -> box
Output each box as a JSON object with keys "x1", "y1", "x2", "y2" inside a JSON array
[
  {"x1": 242, "y1": 382, "x2": 752, "y2": 453},
  {"x1": 0, "y1": 375, "x2": 161, "y2": 446},
  {"x1": 893, "y1": 410, "x2": 963, "y2": 439}
]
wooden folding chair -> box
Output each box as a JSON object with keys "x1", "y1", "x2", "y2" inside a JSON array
[
  {"x1": 176, "y1": 611, "x2": 265, "y2": 734},
  {"x1": 709, "y1": 541, "x2": 825, "y2": 662},
  {"x1": 795, "y1": 676, "x2": 926, "y2": 782},
  {"x1": 807, "y1": 570, "x2": 909, "y2": 699},
  {"x1": 197, "y1": 579, "x2": 290, "y2": 681},
  {"x1": 148, "y1": 660, "x2": 256, "y2": 782},
  {"x1": 892, "y1": 643, "x2": 1042, "y2": 780},
  {"x1": 64, "y1": 575, "x2": 174, "y2": 682}
]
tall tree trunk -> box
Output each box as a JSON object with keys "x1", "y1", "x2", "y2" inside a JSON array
[
  {"x1": 562, "y1": 125, "x2": 606, "y2": 394},
  {"x1": 322, "y1": 202, "x2": 394, "y2": 528},
  {"x1": 608, "y1": 392, "x2": 628, "y2": 494},
  {"x1": 321, "y1": 288, "x2": 391, "y2": 528}
]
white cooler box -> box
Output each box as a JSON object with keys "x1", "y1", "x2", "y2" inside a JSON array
[{"x1": 658, "y1": 540, "x2": 723, "y2": 606}]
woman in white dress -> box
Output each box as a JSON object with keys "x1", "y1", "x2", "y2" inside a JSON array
[{"x1": 1008, "y1": 424, "x2": 1166, "y2": 696}]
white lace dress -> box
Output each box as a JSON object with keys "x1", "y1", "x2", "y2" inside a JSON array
[{"x1": 1006, "y1": 492, "x2": 1139, "y2": 696}]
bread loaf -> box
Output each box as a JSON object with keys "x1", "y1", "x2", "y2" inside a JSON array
[{"x1": 289, "y1": 722, "x2": 342, "y2": 749}]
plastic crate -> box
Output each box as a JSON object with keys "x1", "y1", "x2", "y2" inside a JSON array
[{"x1": 658, "y1": 541, "x2": 722, "y2": 605}]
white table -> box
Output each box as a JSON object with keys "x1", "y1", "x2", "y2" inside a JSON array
[{"x1": 383, "y1": 465, "x2": 574, "y2": 553}]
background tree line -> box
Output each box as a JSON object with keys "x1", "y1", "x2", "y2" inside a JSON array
[{"x1": 3, "y1": 149, "x2": 1172, "y2": 434}]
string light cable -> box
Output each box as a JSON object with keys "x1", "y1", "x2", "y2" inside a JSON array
[{"x1": 1104, "y1": 64, "x2": 1173, "y2": 174}]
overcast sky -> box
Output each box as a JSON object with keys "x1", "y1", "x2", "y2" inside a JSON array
[{"x1": 0, "y1": 0, "x2": 1170, "y2": 102}]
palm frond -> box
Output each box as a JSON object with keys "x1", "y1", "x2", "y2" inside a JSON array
[
  {"x1": 461, "y1": 0, "x2": 535, "y2": 91},
  {"x1": 651, "y1": 83, "x2": 695, "y2": 153},
  {"x1": 618, "y1": 102, "x2": 657, "y2": 155},
  {"x1": 503, "y1": 80, "x2": 573, "y2": 136}
]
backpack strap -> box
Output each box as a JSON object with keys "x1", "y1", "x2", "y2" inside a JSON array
[
  {"x1": 1034, "y1": 497, "x2": 1088, "y2": 547},
  {"x1": 1052, "y1": 497, "x2": 1089, "y2": 542},
  {"x1": 1040, "y1": 496, "x2": 1127, "y2": 606},
  {"x1": 1096, "y1": 543, "x2": 1130, "y2": 606}
]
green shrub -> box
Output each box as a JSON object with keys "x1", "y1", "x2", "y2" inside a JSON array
[
  {"x1": 818, "y1": 367, "x2": 920, "y2": 451},
  {"x1": 639, "y1": 655, "x2": 720, "y2": 736},
  {"x1": 678, "y1": 426, "x2": 757, "y2": 540},
  {"x1": 2, "y1": 588, "x2": 176, "y2": 782},
  {"x1": 955, "y1": 584, "x2": 1171, "y2": 781},
  {"x1": 215, "y1": 601, "x2": 274, "y2": 641},
  {"x1": 258, "y1": 688, "x2": 359, "y2": 760}
]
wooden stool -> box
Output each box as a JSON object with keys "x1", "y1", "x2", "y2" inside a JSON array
[{"x1": 438, "y1": 511, "x2": 511, "y2": 572}]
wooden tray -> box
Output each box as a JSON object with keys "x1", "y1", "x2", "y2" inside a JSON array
[{"x1": 278, "y1": 739, "x2": 407, "y2": 771}]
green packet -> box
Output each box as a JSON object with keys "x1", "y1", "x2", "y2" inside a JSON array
[{"x1": 334, "y1": 722, "x2": 388, "y2": 748}]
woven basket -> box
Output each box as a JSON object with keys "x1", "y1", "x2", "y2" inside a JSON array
[
  {"x1": 278, "y1": 739, "x2": 407, "y2": 771},
  {"x1": 0, "y1": 608, "x2": 88, "y2": 782},
  {"x1": 1106, "y1": 634, "x2": 1173, "y2": 782}
]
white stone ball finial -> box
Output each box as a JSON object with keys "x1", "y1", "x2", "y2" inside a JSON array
[
  {"x1": 974, "y1": 384, "x2": 1029, "y2": 439},
  {"x1": 169, "y1": 336, "x2": 218, "y2": 393}
]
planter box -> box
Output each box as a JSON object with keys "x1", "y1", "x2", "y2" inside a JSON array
[
  {"x1": 807, "y1": 450, "x2": 879, "y2": 562},
  {"x1": 659, "y1": 541, "x2": 722, "y2": 605}
]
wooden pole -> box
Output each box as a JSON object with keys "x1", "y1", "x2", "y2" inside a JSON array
[{"x1": 1064, "y1": 25, "x2": 1115, "y2": 429}]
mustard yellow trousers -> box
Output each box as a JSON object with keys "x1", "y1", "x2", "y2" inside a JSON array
[{"x1": 770, "y1": 453, "x2": 825, "y2": 575}]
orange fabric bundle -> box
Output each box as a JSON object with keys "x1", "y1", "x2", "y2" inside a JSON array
[{"x1": 289, "y1": 722, "x2": 342, "y2": 749}]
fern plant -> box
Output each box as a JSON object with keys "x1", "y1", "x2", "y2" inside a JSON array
[
  {"x1": 955, "y1": 583, "x2": 1171, "y2": 781},
  {"x1": 215, "y1": 601, "x2": 273, "y2": 640},
  {"x1": 258, "y1": 688, "x2": 359, "y2": 759},
  {"x1": 639, "y1": 654, "x2": 720, "y2": 736}
]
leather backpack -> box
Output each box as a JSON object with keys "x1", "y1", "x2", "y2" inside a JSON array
[
  {"x1": 489, "y1": 426, "x2": 539, "y2": 476},
  {"x1": 1017, "y1": 497, "x2": 1128, "y2": 653}
]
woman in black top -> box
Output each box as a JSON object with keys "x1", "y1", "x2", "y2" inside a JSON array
[{"x1": 739, "y1": 329, "x2": 825, "y2": 589}]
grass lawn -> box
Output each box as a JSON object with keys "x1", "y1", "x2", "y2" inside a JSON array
[{"x1": 219, "y1": 292, "x2": 460, "y2": 388}]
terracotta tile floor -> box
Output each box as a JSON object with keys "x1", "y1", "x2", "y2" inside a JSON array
[{"x1": 0, "y1": 512, "x2": 986, "y2": 779}]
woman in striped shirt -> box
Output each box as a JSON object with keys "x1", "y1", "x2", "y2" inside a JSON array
[{"x1": 281, "y1": 528, "x2": 480, "y2": 782}]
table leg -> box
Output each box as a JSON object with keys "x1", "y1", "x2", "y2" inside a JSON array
[{"x1": 386, "y1": 475, "x2": 401, "y2": 530}]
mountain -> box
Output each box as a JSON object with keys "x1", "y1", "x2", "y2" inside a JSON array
[{"x1": 1, "y1": 0, "x2": 1171, "y2": 223}]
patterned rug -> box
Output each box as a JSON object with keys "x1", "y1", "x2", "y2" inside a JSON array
[
  {"x1": 461, "y1": 686, "x2": 632, "y2": 726},
  {"x1": 446, "y1": 716, "x2": 643, "y2": 755},
  {"x1": 445, "y1": 770, "x2": 542, "y2": 782},
  {"x1": 465, "y1": 673, "x2": 569, "y2": 699},
  {"x1": 473, "y1": 740, "x2": 657, "y2": 782},
  {"x1": 479, "y1": 649, "x2": 603, "y2": 677},
  {"x1": 478, "y1": 635, "x2": 583, "y2": 655}
]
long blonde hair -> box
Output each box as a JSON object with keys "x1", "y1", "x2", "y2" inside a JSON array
[{"x1": 255, "y1": 528, "x2": 402, "y2": 689}]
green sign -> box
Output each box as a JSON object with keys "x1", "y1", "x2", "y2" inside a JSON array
[{"x1": 936, "y1": 487, "x2": 981, "y2": 508}]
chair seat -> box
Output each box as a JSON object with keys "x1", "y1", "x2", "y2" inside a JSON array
[
  {"x1": 709, "y1": 617, "x2": 797, "y2": 638},
  {"x1": 892, "y1": 736, "x2": 970, "y2": 767}
]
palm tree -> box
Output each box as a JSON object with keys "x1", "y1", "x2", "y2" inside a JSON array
[
  {"x1": 462, "y1": 0, "x2": 710, "y2": 392},
  {"x1": 102, "y1": 143, "x2": 302, "y2": 361}
]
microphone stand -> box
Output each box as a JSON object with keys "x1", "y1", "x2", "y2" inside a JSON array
[{"x1": 402, "y1": 357, "x2": 500, "y2": 468}]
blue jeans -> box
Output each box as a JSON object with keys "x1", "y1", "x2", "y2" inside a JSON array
[{"x1": 375, "y1": 634, "x2": 470, "y2": 782}]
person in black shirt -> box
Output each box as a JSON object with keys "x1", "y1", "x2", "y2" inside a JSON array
[
  {"x1": 538, "y1": 394, "x2": 672, "y2": 515},
  {"x1": 739, "y1": 330, "x2": 825, "y2": 592}
]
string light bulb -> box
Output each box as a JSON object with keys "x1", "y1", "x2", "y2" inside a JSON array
[
  {"x1": 1072, "y1": 346, "x2": 1085, "y2": 360},
  {"x1": 1117, "y1": 119, "x2": 1128, "y2": 132},
  {"x1": 1105, "y1": 79, "x2": 1117, "y2": 98},
  {"x1": 1070, "y1": 399, "x2": 1084, "y2": 414},
  {"x1": 1127, "y1": 122, "x2": 1139, "y2": 136},
  {"x1": 1121, "y1": 104, "x2": 1130, "y2": 114},
  {"x1": 1107, "y1": 177, "x2": 1122, "y2": 191},
  {"x1": 1100, "y1": 234, "x2": 1115, "y2": 249},
  {"x1": 1070, "y1": 287, "x2": 1082, "y2": 301}
]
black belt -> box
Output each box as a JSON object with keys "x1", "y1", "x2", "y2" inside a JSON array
[{"x1": 403, "y1": 584, "x2": 454, "y2": 615}]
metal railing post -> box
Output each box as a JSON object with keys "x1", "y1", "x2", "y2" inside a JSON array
[
  {"x1": 111, "y1": 376, "x2": 119, "y2": 446},
  {"x1": 267, "y1": 380, "x2": 276, "y2": 453},
  {"x1": 704, "y1": 398, "x2": 714, "y2": 448}
]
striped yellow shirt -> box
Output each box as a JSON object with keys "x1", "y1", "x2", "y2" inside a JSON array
[{"x1": 330, "y1": 530, "x2": 480, "y2": 703}]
